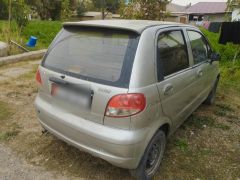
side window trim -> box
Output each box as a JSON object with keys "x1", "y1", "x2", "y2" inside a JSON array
[
  {"x1": 155, "y1": 27, "x2": 190, "y2": 81},
  {"x1": 186, "y1": 28, "x2": 212, "y2": 66}
]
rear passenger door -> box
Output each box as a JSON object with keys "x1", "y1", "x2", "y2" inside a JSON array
[
  {"x1": 156, "y1": 28, "x2": 196, "y2": 129},
  {"x1": 186, "y1": 30, "x2": 214, "y2": 103}
]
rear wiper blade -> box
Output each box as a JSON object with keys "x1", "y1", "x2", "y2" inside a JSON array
[{"x1": 49, "y1": 77, "x2": 69, "y2": 85}]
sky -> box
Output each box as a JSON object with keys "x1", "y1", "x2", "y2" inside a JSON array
[{"x1": 172, "y1": 0, "x2": 227, "y2": 6}]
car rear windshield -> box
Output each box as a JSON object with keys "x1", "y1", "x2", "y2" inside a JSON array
[{"x1": 42, "y1": 27, "x2": 139, "y2": 88}]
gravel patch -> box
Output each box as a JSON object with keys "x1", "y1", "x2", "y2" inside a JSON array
[{"x1": 0, "y1": 144, "x2": 71, "y2": 180}]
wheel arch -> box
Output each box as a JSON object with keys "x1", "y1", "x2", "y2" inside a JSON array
[{"x1": 134, "y1": 117, "x2": 172, "y2": 169}]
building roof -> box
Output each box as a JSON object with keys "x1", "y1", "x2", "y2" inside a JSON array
[
  {"x1": 63, "y1": 20, "x2": 184, "y2": 33},
  {"x1": 185, "y1": 2, "x2": 227, "y2": 14},
  {"x1": 167, "y1": 3, "x2": 187, "y2": 13}
]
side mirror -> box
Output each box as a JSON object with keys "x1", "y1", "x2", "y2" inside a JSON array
[{"x1": 210, "y1": 52, "x2": 221, "y2": 63}]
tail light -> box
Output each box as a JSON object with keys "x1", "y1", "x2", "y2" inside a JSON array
[
  {"x1": 105, "y1": 93, "x2": 146, "y2": 118},
  {"x1": 36, "y1": 68, "x2": 42, "y2": 85}
]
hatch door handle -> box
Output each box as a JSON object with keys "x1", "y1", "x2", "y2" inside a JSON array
[
  {"x1": 197, "y1": 69, "x2": 203, "y2": 77},
  {"x1": 163, "y1": 84, "x2": 174, "y2": 96}
]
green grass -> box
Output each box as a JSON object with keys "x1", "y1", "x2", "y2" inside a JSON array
[
  {"x1": 0, "y1": 101, "x2": 18, "y2": 141},
  {"x1": 187, "y1": 115, "x2": 230, "y2": 131},
  {"x1": 174, "y1": 138, "x2": 189, "y2": 152},
  {"x1": 201, "y1": 28, "x2": 240, "y2": 62},
  {"x1": 0, "y1": 101, "x2": 13, "y2": 121},
  {"x1": 214, "y1": 103, "x2": 234, "y2": 117},
  {"x1": 200, "y1": 28, "x2": 240, "y2": 92},
  {"x1": 0, "y1": 20, "x2": 62, "y2": 50},
  {"x1": 219, "y1": 61, "x2": 240, "y2": 91},
  {"x1": 22, "y1": 20, "x2": 62, "y2": 49},
  {"x1": 0, "y1": 130, "x2": 20, "y2": 141},
  {"x1": 18, "y1": 64, "x2": 39, "y2": 80}
]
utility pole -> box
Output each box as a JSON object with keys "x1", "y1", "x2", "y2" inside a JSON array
[
  {"x1": 8, "y1": 0, "x2": 12, "y2": 44},
  {"x1": 101, "y1": 0, "x2": 105, "y2": 19}
]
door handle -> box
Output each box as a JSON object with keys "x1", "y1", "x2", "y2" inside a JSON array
[
  {"x1": 163, "y1": 84, "x2": 173, "y2": 96},
  {"x1": 197, "y1": 69, "x2": 203, "y2": 77}
]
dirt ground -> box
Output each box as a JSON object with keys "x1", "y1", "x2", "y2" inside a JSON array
[{"x1": 0, "y1": 59, "x2": 239, "y2": 180}]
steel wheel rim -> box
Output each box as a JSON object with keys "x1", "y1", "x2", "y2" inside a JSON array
[{"x1": 145, "y1": 140, "x2": 162, "y2": 175}]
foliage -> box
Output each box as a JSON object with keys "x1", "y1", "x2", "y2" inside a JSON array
[
  {"x1": 26, "y1": 0, "x2": 62, "y2": 20},
  {"x1": 121, "y1": 0, "x2": 170, "y2": 20},
  {"x1": 200, "y1": 28, "x2": 240, "y2": 62},
  {"x1": 201, "y1": 28, "x2": 240, "y2": 91},
  {"x1": 25, "y1": 0, "x2": 74, "y2": 20},
  {"x1": 0, "y1": 0, "x2": 29, "y2": 28},
  {"x1": 22, "y1": 20, "x2": 62, "y2": 48},
  {"x1": 219, "y1": 61, "x2": 240, "y2": 91},
  {"x1": 77, "y1": 2, "x2": 87, "y2": 17},
  {"x1": 12, "y1": 0, "x2": 30, "y2": 29},
  {"x1": 61, "y1": 0, "x2": 72, "y2": 20},
  {"x1": 227, "y1": 0, "x2": 240, "y2": 10},
  {"x1": 92, "y1": 0, "x2": 120, "y2": 13},
  {"x1": 0, "y1": 20, "x2": 61, "y2": 48},
  {"x1": 0, "y1": 0, "x2": 8, "y2": 19},
  {"x1": 69, "y1": 0, "x2": 78, "y2": 11},
  {"x1": 174, "y1": 138, "x2": 189, "y2": 152}
]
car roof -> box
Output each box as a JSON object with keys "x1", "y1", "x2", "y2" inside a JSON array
[{"x1": 63, "y1": 20, "x2": 191, "y2": 34}]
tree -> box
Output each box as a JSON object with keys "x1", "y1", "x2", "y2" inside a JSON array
[
  {"x1": 121, "y1": 0, "x2": 170, "y2": 20},
  {"x1": 77, "y1": 2, "x2": 87, "y2": 17},
  {"x1": 12, "y1": 0, "x2": 30, "y2": 29},
  {"x1": 26, "y1": 0, "x2": 63, "y2": 20},
  {"x1": 92, "y1": 0, "x2": 120, "y2": 19},
  {"x1": 0, "y1": 0, "x2": 8, "y2": 19},
  {"x1": 227, "y1": 0, "x2": 240, "y2": 10},
  {"x1": 69, "y1": 0, "x2": 78, "y2": 11},
  {"x1": 227, "y1": 0, "x2": 240, "y2": 21},
  {"x1": 61, "y1": 0, "x2": 72, "y2": 20}
]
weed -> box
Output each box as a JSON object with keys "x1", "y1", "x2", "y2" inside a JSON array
[
  {"x1": 19, "y1": 70, "x2": 36, "y2": 80},
  {"x1": 199, "y1": 149, "x2": 214, "y2": 156},
  {"x1": 0, "y1": 130, "x2": 20, "y2": 141},
  {"x1": 214, "y1": 123, "x2": 231, "y2": 130},
  {"x1": 188, "y1": 115, "x2": 215, "y2": 129},
  {"x1": 174, "y1": 138, "x2": 189, "y2": 152},
  {"x1": 0, "y1": 101, "x2": 13, "y2": 121},
  {"x1": 188, "y1": 115, "x2": 230, "y2": 131},
  {"x1": 214, "y1": 103, "x2": 234, "y2": 117},
  {"x1": 214, "y1": 109, "x2": 227, "y2": 116},
  {"x1": 216, "y1": 103, "x2": 234, "y2": 112}
]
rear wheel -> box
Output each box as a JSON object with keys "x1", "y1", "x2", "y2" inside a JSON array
[
  {"x1": 130, "y1": 130, "x2": 166, "y2": 180},
  {"x1": 204, "y1": 77, "x2": 219, "y2": 105}
]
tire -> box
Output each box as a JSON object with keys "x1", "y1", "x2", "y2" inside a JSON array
[
  {"x1": 129, "y1": 130, "x2": 166, "y2": 180},
  {"x1": 204, "y1": 77, "x2": 219, "y2": 105}
]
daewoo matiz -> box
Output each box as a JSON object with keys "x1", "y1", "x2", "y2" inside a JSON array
[{"x1": 35, "y1": 20, "x2": 220, "y2": 179}]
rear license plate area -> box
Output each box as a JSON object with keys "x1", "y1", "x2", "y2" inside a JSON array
[{"x1": 51, "y1": 83, "x2": 93, "y2": 109}]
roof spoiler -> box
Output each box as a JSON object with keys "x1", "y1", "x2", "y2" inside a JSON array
[{"x1": 62, "y1": 22, "x2": 141, "y2": 34}]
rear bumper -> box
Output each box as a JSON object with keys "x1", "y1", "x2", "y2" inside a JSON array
[{"x1": 34, "y1": 94, "x2": 148, "y2": 169}]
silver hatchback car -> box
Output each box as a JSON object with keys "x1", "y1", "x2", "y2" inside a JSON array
[{"x1": 35, "y1": 20, "x2": 220, "y2": 179}]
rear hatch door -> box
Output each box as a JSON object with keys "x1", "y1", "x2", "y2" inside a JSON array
[{"x1": 39, "y1": 26, "x2": 139, "y2": 124}]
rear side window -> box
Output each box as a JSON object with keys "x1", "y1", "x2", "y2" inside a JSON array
[
  {"x1": 157, "y1": 30, "x2": 189, "y2": 77},
  {"x1": 187, "y1": 31, "x2": 210, "y2": 64},
  {"x1": 42, "y1": 27, "x2": 139, "y2": 88}
]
